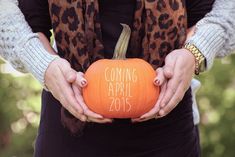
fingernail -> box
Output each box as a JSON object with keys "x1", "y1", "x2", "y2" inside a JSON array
[
  {"x1": 159, "y1": 110, "x2": 165, "y2": 116},
  {"x1": 81, "y1": 116, "x2": 87, "y2": 122},
  {"x1": 97, "y1": 115, "x2": 103, "y2": 119},
  {"x1": 107, "y1": 120, "x2": 113, "y2": 123},
  {"x1": 82, "y1": 80, "x2": 87, "y2": 85},
  {"x1": 154, "y1": 80, "x2": 158, "y2": 85},
  {"x1": 81, "y1": 80, "x2": 87, "y2": 87},
  {"x1": 132, "y1": 120, "x2": 138, "y2": 123}
]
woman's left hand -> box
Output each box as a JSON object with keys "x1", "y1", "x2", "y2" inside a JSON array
[
  {"x1": 132, "y1": 48, "x2": 196, "y2": 122},
  {"x1": 132, "y1": 67, "x2": 167, "y2": 122}
]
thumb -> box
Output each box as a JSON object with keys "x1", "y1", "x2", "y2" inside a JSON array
[
  {"x1": 75, "y1": 72, "x2": 87, "y2": 88},
  {"x1": 59, "y1": 60, "x2": 77, "y2": 83},
  {"x1": 163, "y1": 54, "x2": 176, "y2": 79},
  {"x1": 154, "y1": 68, "x2": 165, "y2": 86}
]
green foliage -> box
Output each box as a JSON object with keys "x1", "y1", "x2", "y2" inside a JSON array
[
  {"x1": 0, "y1": 55, "x2": 235, "y2": 157},
  {"x1": 198, "y1": 54, "x2": 235, "y2": 157},
  {"x1": 0, "y1": 65, "x2": 41, "y2": 157}
]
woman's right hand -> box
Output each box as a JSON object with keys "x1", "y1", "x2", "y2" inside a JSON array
[
  {"x1": 45, "y1": 57, "x2": 112, "y2": 123},
  {"x1": 38, "y1": 32, "x2": 108, "y2": 123},
  {"x1": 72, "y1": 72, "x2": 113, "y2": 123},
  {"x1": 44, "y1": 57, "x2": 87, "y2": 122}
]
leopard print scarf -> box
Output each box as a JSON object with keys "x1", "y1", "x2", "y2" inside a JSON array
[{"x1": 48, "y1": 0, "x2": 187, "y2": 135}]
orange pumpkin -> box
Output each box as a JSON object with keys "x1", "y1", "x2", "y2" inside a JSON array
[{"x1": 83, "y1": 24, "x2": 160, "y2": 118}]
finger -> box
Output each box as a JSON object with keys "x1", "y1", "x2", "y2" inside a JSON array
[
  {"x1": 57, "y1": 73, "x2": 84, "y2": 114},
  {"x1": 154, "y1": 68, "x2": 166, "y2": 86},
  {"x1": 87, "y1": 117, "x2": 113, "y2": 123},
  {"x1": 159, "y1": 82, "x2": 185, "y2": 117},
  {"x1": 132, "y1": 115, "x2": 155, "y2": 123},
  {"x1": 59, "y1": 61, "x2": 77, "y2": 83},
  {"x1": 72, "y1": 85, "x2": 103, "y2": 119},
  {"x1": 160, "y1": 80, "x2": 179, "y2": 108},
  {"x1": 64, "y1": 104, "x2": 87, "y2": 121},
  {"x1": 139, "y1": 81, "x2": 167, "y2": 119},
  {"x1": 75, "y1": 72, "x2": 87, "y2": 87},
  {"x1": 139, "y1": 102, "x2": 161, "y2": 120},
  {"x1": 163, "y1": 55, "x2": 176, "y2": 79},
  {"x1": 160, "y1": 58, "x2": 182, "y2": 108},
  {"x1": 60, "y1": 94, "x2": 86, "y2": 121}
]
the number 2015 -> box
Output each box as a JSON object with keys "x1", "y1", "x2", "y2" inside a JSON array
[{"x1": 109, "y1": 97, "x2": 131, "y2": 112}]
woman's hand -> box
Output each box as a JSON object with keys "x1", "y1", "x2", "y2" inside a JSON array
[
  {"x1": 157, "y1": 48, "x2": 195, "y2": 117},
  {"x1": 133, "y1": 48, "x2": 196, "y2": 122},
  {"x1": 132, "y1": 68, "x2": 166, "y2": 122},
  {"x1": 157, "y1": 26, "x2": 196, "y2": 117},
  {"x1": 45, "y1": 58, "x2": 87, "y2": 122},
  {"x1": 72, "y1": 72, "x2": 113, "y2": 123}
]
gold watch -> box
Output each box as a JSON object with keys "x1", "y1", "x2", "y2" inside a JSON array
[{"x1": 184, "y1": 43, "x2": 207, "y2": 75}]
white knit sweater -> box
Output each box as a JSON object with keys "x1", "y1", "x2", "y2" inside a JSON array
[
  {"x1": 0, "y1": 0, "x2": 58, "y2": 85},
  {"x1": 187, "y1": 0, "x2": 235, "y2": 69},
  {"x1": 0, "y1": 0, "x2": 234, "y2": 85}
]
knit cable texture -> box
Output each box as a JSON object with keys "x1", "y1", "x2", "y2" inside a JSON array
[{"x1": 187, "y1": 0, "x2": 235, "y2": 70}]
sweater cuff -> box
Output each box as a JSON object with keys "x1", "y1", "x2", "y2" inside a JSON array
[
  {"x1": 187, "y1": 24, "x2": 225, "y2": 70},
  {"x1": 17, "y1": 34, "x2": 59, "y2": 88}
]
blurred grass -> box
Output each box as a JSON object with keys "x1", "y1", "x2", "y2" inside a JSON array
[
  {"x1": 0, "y1": 55, "x2": 235, "y2": 157},
  {"x1": 197, "y1": 55, "x2": 235, "y2": 157},
  {"x1": 0, "y1": 65, "x2": 41, "y2": 157}
]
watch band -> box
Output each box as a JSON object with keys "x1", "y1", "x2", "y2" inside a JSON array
[{"x1": 184, "y1": 43, "x2": 206, "y2": 75}]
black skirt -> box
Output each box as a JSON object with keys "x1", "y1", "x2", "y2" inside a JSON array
[{"x1": 34, "y1": 88, "x2": 200, "y2": 157}]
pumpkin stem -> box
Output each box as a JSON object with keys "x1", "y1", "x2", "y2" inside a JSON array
[{"x1": 113, "y1": 24, "x2": 131, "y2": 59}]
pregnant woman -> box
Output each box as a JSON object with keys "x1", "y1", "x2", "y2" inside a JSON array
[
  {"x1": 18, "y1": 0, "x2": 214, "y2": 156},
  {"x1": 0, "y1": 0, "x2": 222, "y2": 156}
]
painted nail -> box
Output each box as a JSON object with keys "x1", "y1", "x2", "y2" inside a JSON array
[
  {"x1": 155, "y1": 79, "x2": 161, "y2": 86},
  {"x1": 81, "y1": 81, "x2": 87, "y2": 87}
]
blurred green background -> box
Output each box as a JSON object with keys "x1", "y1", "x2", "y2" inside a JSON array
[{"x1": 0, "y1": 55, "x2": 235, "y2": 157}]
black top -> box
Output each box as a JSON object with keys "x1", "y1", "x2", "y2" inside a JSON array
[{"x1": 18, "y1": 1, "x2": 214, "y2": 157}]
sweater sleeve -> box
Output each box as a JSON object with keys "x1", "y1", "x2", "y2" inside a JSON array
[
  {"x1": 187, "y1": 0, "x2": 235, "y2": 70},
  {"x1": 0, "y1": 0, "x2": 59, "y2": 85}
]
